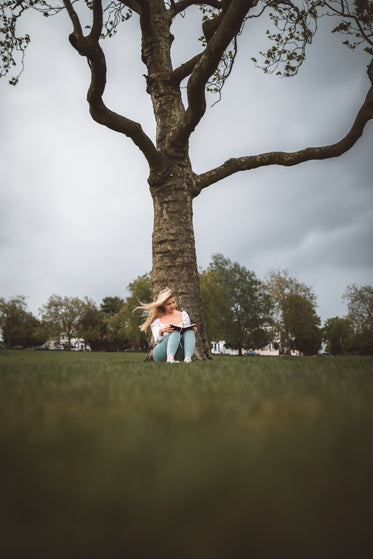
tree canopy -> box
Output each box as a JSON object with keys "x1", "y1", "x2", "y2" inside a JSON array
[
  {"x1": 201, "y1": 254, "x2": 274, "y2": 353},
  {"x1": 323, "y1": 316, "x2": 354, "y2": 354},
  {"x1": 282, "y1": 292, "x2": 322, "y2": 354},
  {"x1": 265, "y1": 269, "x2": 320, "y2": 353},
  {"x1": 0, "y1": 295, "x2": 46, "y2": 348},
  {"x1": 343, "y1": 283, "x2": 373, "y2": 353},
  {"x1": 40, "y1": 294, "x2": 86, "y2": 346},
  {"x1": 124, "y1": 272, "x2": 153, "y2": 349}
]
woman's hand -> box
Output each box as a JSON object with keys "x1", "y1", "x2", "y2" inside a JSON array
[{"x1": 160, "y1": 324, "x2": 174, "y2": 336}]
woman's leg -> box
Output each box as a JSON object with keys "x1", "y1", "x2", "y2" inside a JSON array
[
  {"x1": 153, "y1": 331, "x2": 181, "y2": 362},
  {"x1": 166, "y1": 331, "x2": 182, "y2": 359},
  {"x1": 152, "y1": 336, "x2": 168, "y2": 362},
  {"x1": 182, "y1": 330, "x2": 196, "y2": 359}
]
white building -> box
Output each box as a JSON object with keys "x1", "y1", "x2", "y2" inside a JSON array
[
  {"x1": 59, "y1": 335, "x2": 91, "y2": 351},
  {"x1": 211, "y1": 341, "x2": 239, "y2": 355},
  {"x1": 211, "y1": 340, "x2": 293, "y2": 357}
]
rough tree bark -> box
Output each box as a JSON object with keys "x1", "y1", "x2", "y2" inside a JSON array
[{"x1": 54, "y1": 0, "x2": 373, "y2": 359}]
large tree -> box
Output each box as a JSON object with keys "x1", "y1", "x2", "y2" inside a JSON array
[
  {"x1": 0, "y1": 295, "x2": 47, "y2": 348},
  {"x1": 343, "y1": 283, "x2": 373, "y2": 332},
  {"x1": 40, "y1": 294, "x2": 85, "y2": 347},
  {"x1": 343, "y1": 283, "x2": 373, "y2": 353},
  {"x1": 323, "y1": 315, "x2": 354, "y2": 354},
  {"x1": 199, "y1": 266, "x2": 231, "y2": 344},
  {"x1": 265, "y1": 269, "x2": 318, "y2": 353},
  {"x1": 2, "y1": 1, "x2": 373, "y2": 359},
  {"x1": 100, "y1": 295, "x2": 127, "y2": 350},
  {"x1": 124, "y1": 272, "x2": 153, "y2": 349},
  {"x1": 282, "y1": 292, "x2": 322, "y2": 354},
  {"x1": 77, "y1": 297, "x2": 107, "y2": 350},
  {"x1": 204, "y1": 254, "x2": 274, "y2": 354}
]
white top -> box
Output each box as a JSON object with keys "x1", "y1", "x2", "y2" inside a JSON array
[{"x1": 151, "y1": 310, "x2": 191, "y2": 344}]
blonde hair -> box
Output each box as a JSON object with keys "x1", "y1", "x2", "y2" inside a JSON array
[{"x1": 136, "y1": 288, "x2": 174, "y2": 332}]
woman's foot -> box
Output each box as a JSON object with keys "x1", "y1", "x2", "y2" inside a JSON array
[
  {"x1": 167, "y1": 355, "x2": 179, "y2": 363},
  {"x1": 184, "y1": 356, "x2": 192, "y2": 363}
]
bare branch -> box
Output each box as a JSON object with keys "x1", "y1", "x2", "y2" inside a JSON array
[
  {"x1": 63, "y1": 0, "x2": 162, "y2": 170},
  {"x1": 169, "y1": 0, "x2": 255, "y2": 147},
  {"x1": 63, "y1": 0, "x2": 84, "y2": 38},
  {"x1": 90, "y1": 0, "x2": 103, "y2": 40},
  {"x1": 196, "y1": 61, "x2": 373, "y2": 192},
  {"x1": 171, "y1": 52, "x2": 204, "y2": 85}
]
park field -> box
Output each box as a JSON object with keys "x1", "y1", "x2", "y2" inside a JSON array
[{"x1": 1, "y1": 351, "x2": 373, "y2": 559}]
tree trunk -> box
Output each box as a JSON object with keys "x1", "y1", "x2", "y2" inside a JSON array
[{"x1": 149, "y1": 166, "x2": 211, "y2": 360}]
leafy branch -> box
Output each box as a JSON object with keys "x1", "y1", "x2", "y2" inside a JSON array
[
  {"x1": 251, "y1": 0, "x2": 319, "y2": 77},
  {"x1": 327, "y1": 0, "x2": 373, "y2": 55},
  {"x1": 0, "y1": 1, "x2": 65, "y2": 85},
  {"x1": 252, "y1": 1, "x2": 373, "y2": 77}
]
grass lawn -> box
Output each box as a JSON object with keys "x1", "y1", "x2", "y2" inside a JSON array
[{"x1": 1, "y1": 350, "x2": 373, "y2": 558}]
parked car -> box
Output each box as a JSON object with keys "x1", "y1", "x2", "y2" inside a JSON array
[
  {"x1": 0, "y1": 343, "x2": 6, "y2": 350},
  {"x1": 244, "y1": 350, "x2": 260, "y2": 357},
  {"x1": 34, "y1": 344, "x2": 49, "y2": 350},
  {"x1": 51, "y1": 345, "x2": 64, "y2": 351}
]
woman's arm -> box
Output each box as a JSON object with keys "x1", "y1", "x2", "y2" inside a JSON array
[
  {"x1": 151, "y1": 319, "x2": 164, "y2": 344},
  {"x1": 151, "y1": 318, "x2": 174, "y2": 344}
]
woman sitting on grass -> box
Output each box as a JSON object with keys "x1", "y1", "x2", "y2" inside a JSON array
[{"x1": 138, "y1": 288, "x2": 197, "y2": 363}]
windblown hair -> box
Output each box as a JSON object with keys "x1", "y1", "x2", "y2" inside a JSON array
[{"x1": 136, "y1": 288, "x2": 174, "y2": 332}]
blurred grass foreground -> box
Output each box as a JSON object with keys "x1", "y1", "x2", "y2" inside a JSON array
[{"x1": 1, "y1": 350, "x2": 373, "y2": 559}]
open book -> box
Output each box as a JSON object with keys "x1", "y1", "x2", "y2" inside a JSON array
[{"x1": 170, "y1": 323, "x2": 196, "y2": 334}]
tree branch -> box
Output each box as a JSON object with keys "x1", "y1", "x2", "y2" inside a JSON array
[
  {"x1": 196, "y1": 61, "x2": 373, "y2": 192},
  {"x1": 64, "y1": 0, "x2": 84, "y2": 37},
  {"x1": 63, "y1": 0, "x2": 162, "y2": 170},
  {"x1": 90, "y1": 0, "x2": 103, "y2": 41},
  {"x1": 171, "y1": 52, "x2": 204, "y2": 85},
  {"x1": 169, "y1": 0, "x2": 255, "y2": 147},
  {"x1": 169, "y1": 1, "x2": 222, "y2": 18},
  {"x1": 118, "y1": 0, "x2": 143, "y2": 15}
]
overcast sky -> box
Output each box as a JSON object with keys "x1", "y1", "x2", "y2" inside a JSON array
[{"x1": 0, "y1": 3, "x2": 372, "y2": 324}]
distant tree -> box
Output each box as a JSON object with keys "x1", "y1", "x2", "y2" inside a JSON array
[
  {"x1": 125, "y1": 273, "x2": 153, "y2": 350},
  {"x1": 282, "y1": 292, "x2": 322, "y2": 355},
  {"x1": 2, "y1": 1, "x2": 373, "y2": 359},
  {"x1": 343, "y1": 284, "x2": 373, "y2": 354},
  {"x1": 40, "y1": 294, "x2": 84, "y2": 348},
  {"x1": 199, "y1": 267, "x2": 231, "y2": 344},
  {"x1": 265, "y1": 270, "x2": 318, "y2": 354},
  {"x1": 100, "y1": 296, "x2": 125, "y2": 316},
  {"x1": 0, "y1": 295, "x2": 46, "y2": 348},
  {"x1": 349, "y1": 329, "x2": 373, "y2": 354},
  {"x1": 206, "y1": 254, "x2": 273, "y2": 355},
  {"x1": 99, "y1": 296, "x2": 126, "y2": 351},
  {"x1": 323, "y1": 316, "x2": 353, "y2": 355},
  {"x1": 104, "y1": 310, "x2": 129, "y2": 351},
  {"x1": 77, "y1": 297, "x2": 106, "y2": 350},
  {"x1": 344, "y1": 284, "x2": 373, "y2": 331}
]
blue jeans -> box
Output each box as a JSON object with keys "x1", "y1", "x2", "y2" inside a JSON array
[{"x1": 153, "y1": 330, "x2": 196, "y2": 362}]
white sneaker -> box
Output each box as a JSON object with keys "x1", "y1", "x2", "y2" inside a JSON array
[
  {"x1": 184, "y1": 356, "x2": 192, "y2": 363},
  {"x1": 167, "y1": 356, "x2": 179, "y2": 363}
]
